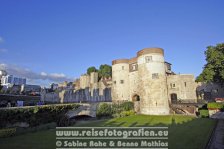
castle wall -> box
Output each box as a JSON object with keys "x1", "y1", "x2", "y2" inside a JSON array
[
  {"x1": 42, "y1": 87, "x2": 112, "y2": 103},
  {"x1": 128, "y1": 71, "x2": 138, "y2": 100},
  {"x1": 41, "y1": 92, "x2": 59, "y2": 103},
  {"x1": 167, "y1": 74, "x2": 197, "y2": 103},
  {"x1": 128, "y1": 57, "x2": 139, "y2": 100},
  {"x1": 80, "y1": 75, "x2": 90, "y2": 89},
  {"x1": 90, "y1": 72, "x2": 98, "y2": 84},
  {"x1": 42, "y1": 72, "x2": 112, "y2": 103}
]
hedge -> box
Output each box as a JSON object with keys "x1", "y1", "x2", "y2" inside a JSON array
[
  {"x1": 96, "y1": 101, "x2": 134, "y2": 118},
  {"x1": 0, "y1": 122, "x2": 56, "y2": 138},
  {"x1": 0, "y1": 128, "x2": 16, "y2": 138},
  {"x1": 199, "y1": 110, "x2": 209, "y2": 118},
  {"x1": 207, "y1": 102, "x2": 224, "y2": 109},
  {"x1": 0, "y1": 104, "x2": 79, "y2": 128}
]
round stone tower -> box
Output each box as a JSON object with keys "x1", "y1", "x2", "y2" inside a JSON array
[
  {"x1": 137, "y1": 48, "x2": 169, "y2": 115},
  {"x1": 112, "y1": 59, "x2": 130, "y2": 102}
]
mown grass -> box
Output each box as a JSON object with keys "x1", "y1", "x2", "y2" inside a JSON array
[{"x1": 0, "y1": 115, "x2": 216, "y2": 149}]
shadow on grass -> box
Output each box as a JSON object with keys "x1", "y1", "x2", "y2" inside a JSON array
[
  {"x1": 74, "y1": 115, "x2": 217, "y2": 149},
  {"x1": 0, "y1": 115, "x2": 217, "y2": 149}
]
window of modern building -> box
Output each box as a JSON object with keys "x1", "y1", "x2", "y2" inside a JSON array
[
  {"x1": 145, "y1": 56, "x2": 152, "y2": 63},
  {"x1": 120, "y1": 80, "x2": 124, "y2": 84},
  {"x1": 152, "y1": 73, "x2": 159, "y2": 79}
]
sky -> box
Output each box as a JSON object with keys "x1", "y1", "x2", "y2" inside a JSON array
[{"x1": 0, "y1": 0, "x2": 224, "y2": 87}]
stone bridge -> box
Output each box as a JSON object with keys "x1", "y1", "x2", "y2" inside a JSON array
[{"x1": 66, "y1": 103, "x2": 99, "y2": 118}]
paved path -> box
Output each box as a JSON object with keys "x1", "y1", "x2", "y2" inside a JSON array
[
  {"x1": 211, "y1": 112, "x2": 224, "y2": 119},
  {"x1": 208, "y1": 112, "x2": 224, "y2": 149}
]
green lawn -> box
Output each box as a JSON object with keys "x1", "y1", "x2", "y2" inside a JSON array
[{"x1": 0, "y1": 115, "x2": 216, "y2": 149}]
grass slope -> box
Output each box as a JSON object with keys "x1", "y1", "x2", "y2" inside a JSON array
[{"x1": 0, "y1": 115, "x2": 216, "y2": 149}]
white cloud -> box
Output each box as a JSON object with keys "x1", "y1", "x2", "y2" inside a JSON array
[
  {"x1": 0, "y1": 63, "x2": 73, "y2": 83},
  {"x1": 40, "y1": 72, "x2": 47, "y2": 76},
  {"x1": 0, "y1": 49, "x2": 8, "y2": 53},
  {"x1": 50, "y1": 73, "x2": 66, "y2": 78}
]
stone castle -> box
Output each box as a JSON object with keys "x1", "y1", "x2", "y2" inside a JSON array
[
  {"x1": 42, "y1": 47, "x2": 198, "y2": 115},
  {"x1": 112, "y1": 48, "x2": 197, "y2": 115}
]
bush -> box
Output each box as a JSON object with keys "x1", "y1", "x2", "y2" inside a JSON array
[
  {"x1": 207, "y1": 102, "x2": 224, "y2": 109},
  {"x1": 120, "y1": 102, "x2": 134, "y2": 111},
  {"x1": 114, "y1": 110, "x2": 135, "y2": 118},
  {"x1": 0, "y1": 104, "x2": 79, "y2": 128},
  {"x1": 97, "y1": 102, "x2": 134, "y2": 118},
  {"x1": 96, "y1": 103, "x2": 112, "y2": 118},
  {"x1": 0, "y1": 128, "x2": 16, "y2": 138},
  {"x1": 199, "y1": 110, "x2": 209, "y2": 118}
]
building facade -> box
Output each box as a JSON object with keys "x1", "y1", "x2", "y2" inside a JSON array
[
  {"x1": 112, "y1": 48, "x2": 197, "y2": 115},
  {"x1": 1, "y1": 75, "x2": 26, "y2": 87}
]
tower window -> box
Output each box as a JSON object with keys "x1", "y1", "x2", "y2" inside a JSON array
[
  {"x1": 184, "y1": 82, "x2": 187, "y2": 87},
  {"x1": 120, "y1": 80, "x2": 124, "y2": 84},
  {"x1": 152, "y1": 73, "x2": 159, "y2": 79},
  {"x1": 132, "y1": 64, "x2": 137, "y2": 70},
  {"x1": 114, "y1": 81, "x2": 116, "y2": 84},
  {"x1": 145, "y1": 56, "x2": 152, "y2": 63},
  {"x1": 122, "y1": 66, "x2": 124, "y2": 70}
]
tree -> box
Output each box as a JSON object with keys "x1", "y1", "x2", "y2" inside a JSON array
[
  {"x1": 98, "y1": 64, "x2": 112, "y2": 79},
  {"x1": 196, "y1": 43, "x2": 224, "y2": 84},
  {"x1": 87, "y1": 66, "x2": 98, "y2": 75}
]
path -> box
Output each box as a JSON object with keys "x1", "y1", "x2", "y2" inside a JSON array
[{"x1": 207, "y1": 112, "x2": 224, "y2": 149}]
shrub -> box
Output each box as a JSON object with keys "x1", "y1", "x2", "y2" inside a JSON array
[
  {"x1": 0, "y1": 128, "x2": 16, "y2": 138},
  {"x1": 97, "y1": 102, "x2": 134, "y2": 118},
  {"x1": 120, "y1": 102, "x2": 134, "y2": 111},
  {"x1": 199, "y1": 110, "x2": 209, "y2": 118},
  {"x1": 96, "y1": 103, "x2": 112, "y2": 118},
  {"x1": 115, "y1": 110, "x2": 135, "y2": 118},
  {"x1": 0, "y1": 104, "x2": 79, "y2": 128},
  {"x1": 207, "y1": 102, "x2": 224, "y2": 109}
]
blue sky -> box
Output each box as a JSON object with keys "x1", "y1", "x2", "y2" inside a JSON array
[{"x1": 0, "y1": 0, "x2": 224, "y2": 86}]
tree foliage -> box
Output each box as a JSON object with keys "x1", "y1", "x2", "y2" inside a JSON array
[
  {"x1": 87, "y1": 66, "x2": 98, "y2": 75},
  {"x1": 98, "y1": 64, "x2": 112, "y2": 79},
  {"x1": 196, "y1": 43, "x2": 224, "y2": 84},
  {"x1": 86, "y1": 64, "x2": 112, "y2": 79}
]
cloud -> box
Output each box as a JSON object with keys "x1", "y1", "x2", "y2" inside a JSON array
[
  {"x1": 0, "y1": 37, "x2": 4, "y2": 43},
  {"x1": 0, "y1": 63, "x2": 74, "y2": 84},
  {"x1": 0, "y1": 49, "x2": 8, "y2": 53}
]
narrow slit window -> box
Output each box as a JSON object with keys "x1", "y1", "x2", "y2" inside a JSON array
[{"x1": 145, "y1": 56, "x2": 152, "y2": 63}]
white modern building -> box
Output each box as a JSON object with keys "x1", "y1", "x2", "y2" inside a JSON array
[{"x1": 1, "y1": 75, "x2": 26, "y2": 87}]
